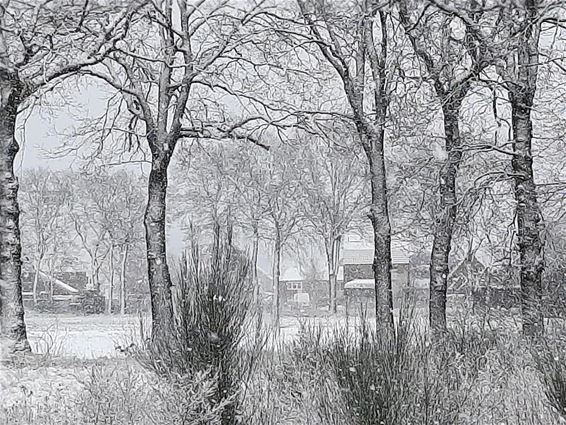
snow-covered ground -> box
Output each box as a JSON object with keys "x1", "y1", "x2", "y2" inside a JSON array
[
  {"x1": 25, "y1": 313, "x2": 143, "y2": 358},
  {"x1": 23, "y1": 312, "x2": 400, "y2": 358}
]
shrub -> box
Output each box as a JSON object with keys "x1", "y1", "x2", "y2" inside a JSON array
[
  {"x1": 138, "y1": 225, "x2": 266, "y2": 425},
  {"x1": 285, "y1": 310, "x2": 481, "y2": 425}
]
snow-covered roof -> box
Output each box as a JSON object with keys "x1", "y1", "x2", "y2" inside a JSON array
[
  {"x1": 38, "y1": 271, "x2": 80, "y2": 294},
  {"x1": 344, "y1": 279, "x2": 375, "y2": 290},
  {"x1": 280, "y1": 266, "x2": 303, "y2": 281},
  {"x1": 341, "y1": 232, "x2": 410, "y2": 265},
  {"x1": 278, "y1": 265, "x2": 345, "y2": 282},
  {"x1": 341, "y1": 247, "x2": 409, "y2": 265}
]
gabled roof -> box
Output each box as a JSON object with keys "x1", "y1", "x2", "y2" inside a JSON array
[
  {"x1": 21, "y1": 270, "x2": 80, "y2": 295},
  {"x1": 344, "y1": 279, "x2": 374, "y2": 290},
  {"x1": 342, "y1": 247, "x2": 409, "y2": 265},
  {"x1": 341, "y1": 232, "x2": 410, "y2": 265}
]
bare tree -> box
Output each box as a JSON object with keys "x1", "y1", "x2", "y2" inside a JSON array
[
  {"x1": 173, "y1": 141, "x2": 269, "y2": 309},
  {"x1": 256, "y1": 145, "x2": 303, "y2": 333},
  {"x1": 79, "y1": 0, "x2": 273, "y2": 339},
  {"x1": 495, "y1": 1, "x2": 548, "y2": 336},
  {"x1": 0, "y1": 0, "x2": 133, "y2": 350},
  {"x1": 298, "y1": 135, "x2": 367, "y2": 313},
  {"x1": 20, "y1": 169, "x2": 70, "y2": 305},
  {"x1": 398, "y1": 0, "x2": 496, "y2": 335},
  {"x1": 101, "y1": 171, "x2": 145, "y2": 315},
  {"x1": 292, "y1": 0, "x2": 395, "y2": 334},
  {"x1": 426, "y1": 1, "x2": 564, "y2": 335}
]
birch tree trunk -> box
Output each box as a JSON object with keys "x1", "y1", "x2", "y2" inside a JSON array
[
  {"x1": 429, "y1": 96, "x2": 464, "y2": 336},
  {"x1": 0, "y1": 83, "x2": 29, "y2": 351},
  {"x1": 145, "y1": 152, "x2": 174, "y2": 340},
  {"x1": 120, "y1": 244, "x2": 128, "y2": 316}
]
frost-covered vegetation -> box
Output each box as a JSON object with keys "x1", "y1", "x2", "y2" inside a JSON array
[{"x1": 3, "y1": 313, "x2": 566, "y2": 424}]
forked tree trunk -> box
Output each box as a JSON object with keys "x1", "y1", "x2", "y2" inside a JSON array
[
  {"x1": 429, "y1": 96, "x2": 465, "y2": 336},
  {"x1": 0, "y1": 86, "x2": 30, "y2": 352},
  {"x1": 365, "y1": 131, "x2": 394, "y2": 336},
  {"x1": 272, "y1": 229, "x2": 281, "y2": 335},
  {"x1": 509, "y1": 2, "x2": 544, "y2": 336},
  {"x1": 120, "y1": 244, "x2": 128, "y2": 315},
  {"x1": 145, "y1": 154, "x2": 174, "y2": 341}
]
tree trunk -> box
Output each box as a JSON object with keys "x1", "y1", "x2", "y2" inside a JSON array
[
  {"x1": 509, "y1": 3, "x2": 544, "y2": 336},
  {"x1": 107, "y1": 244, "x2": 115, "y2": 315},
  {"x1": 48, "y1": 273, "x2": 54, "y2": 304},
  {"x1": 366, "y1": 131, "x2": 394, "y2": 337},
  {"x1": 120, "y1": 244, "x2": 129, "y2": 315},
  {"x1": 272, "y1": 229, "x2": 281, "y2": 335},
  {"x1": 90, "y1": 256, "x2": 100, "y2": 293},
  {"x1": 251, "y1": 222, "x2": 261, "y2": 314},
  {"x1": 326, "y1": 237, "x2": 339, "y2": 314},
  {"x1": 332, "y1": 236, "x2": 341, "y2": 314},
  {"x1": 325, "y1": 239, "x2": 333, "y2": 312},
  {"x1": 33, "y1": 256, "x2": 42, "y2": 306},
  {"x1": 145, "y1": 154, "x2": 174, "y2": 341},
  {"x1": 0, "y1": 86, "x2": 30, "y2": 352},
  {"x1": 429, "y1": 97, "x2": 464, "y2": 336}
]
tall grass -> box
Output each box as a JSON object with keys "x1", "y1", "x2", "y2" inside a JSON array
[{"x1": 137, "y1": 225, "x2": 266, "y2": 425}]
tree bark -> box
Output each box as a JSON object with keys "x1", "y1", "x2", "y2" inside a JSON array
[
  {"x1": 120, "y1": 244, "x2": 128, "y2": 315},
  {"x1": 0, "y1": 85, "x2": 30, "y2": 351},
  {"x1": 509, "y1": 2, "x2": 544, "y2": 336},
  {"x1": 365, "y1": 131, "x2": 394, "y2": 336},
  {"x1": 107, "y1": 244, "x2": 115, "y2": 314},
  {"x1": 272, "y1": 228, "x2": 281, "y2": 335},
  {"x1": 326, "y1": 236, "x2": 340, "y2": 314},
  {"x1": 145, "y1": 153, "x2": 174, "y2": 341},
  {"x1": 429, "y1": 96, "x2": 464, "y2": 336},
  {"x1": 251, "y1": 222, "x2": 261, "y2": 313},
  {"x1": 33, "y1": 256, "x2": 42, "y2": 306}
]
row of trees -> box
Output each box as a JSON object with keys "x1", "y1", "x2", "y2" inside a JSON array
[
  {"x1": 19, "y1": 168, "x2": 146, "y2": 314},
  {"x1": 0, "y1": 0, "x2": 564, "y2": 351},
  {"x1": 170, "y1": 136, "x2": 367, "y2": 328}
]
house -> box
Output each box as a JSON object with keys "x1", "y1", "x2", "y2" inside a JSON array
[
  {"x1": 21, "y1": 269, "x2": 88, "y2": 299},
  {"x1": 277, "y1": 266, "x2": 344, "y2": 309},
  {"x1": 341, "y1": 233, "x2": 411, "y2": 313},
  {"x1": 21, "y1": 268, "x2": 104, "y2": 313}
]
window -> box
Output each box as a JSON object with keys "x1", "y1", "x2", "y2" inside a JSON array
[{"x1": 287, "y1": 281, "x2": 303, "y2": 291}]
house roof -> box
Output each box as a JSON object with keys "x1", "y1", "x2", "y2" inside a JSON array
[
  {"x1": 341, "y1": 232, "x2": 410, "y2": 265},
  {"x1": 344, "y1": 279, "x2": 375, "y2": 290},
  {"x1": 278, "y1": 265, "x2": 345, "y2": 282},
  {"x1": 341, "y1": 247, "x2": 409, "y2": 265},
  {"x1": 21, "y1": 271, "x2": 80, "y2": 295}
]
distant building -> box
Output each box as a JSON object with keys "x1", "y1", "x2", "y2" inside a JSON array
[
  {"x1": 21, "y1": 269, "x2": 88, "y2": 298},
  {"x1": 21, "y1": 268, "x2": 104, "y2": 314},
  {"x1": 277, "y1": 266, "x2": 344, "y2": 309},
  {"x1": 341, "y1": 233, "x2": 411, "y2": 312}
]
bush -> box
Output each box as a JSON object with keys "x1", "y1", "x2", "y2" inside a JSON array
[{"x1": 138, "y1": 225, "x2": 266, "y2": 425}]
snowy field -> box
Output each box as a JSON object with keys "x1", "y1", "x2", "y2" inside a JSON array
[
  {"x1": 25, "y1": 313, "x2": 144, "y2": 358},
  {"x1": 22, "y1": 309, "x2": 426, "y2": 358},
  {"x1": 23, "y1": 312, "x2": 344, "y2": 358}
]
